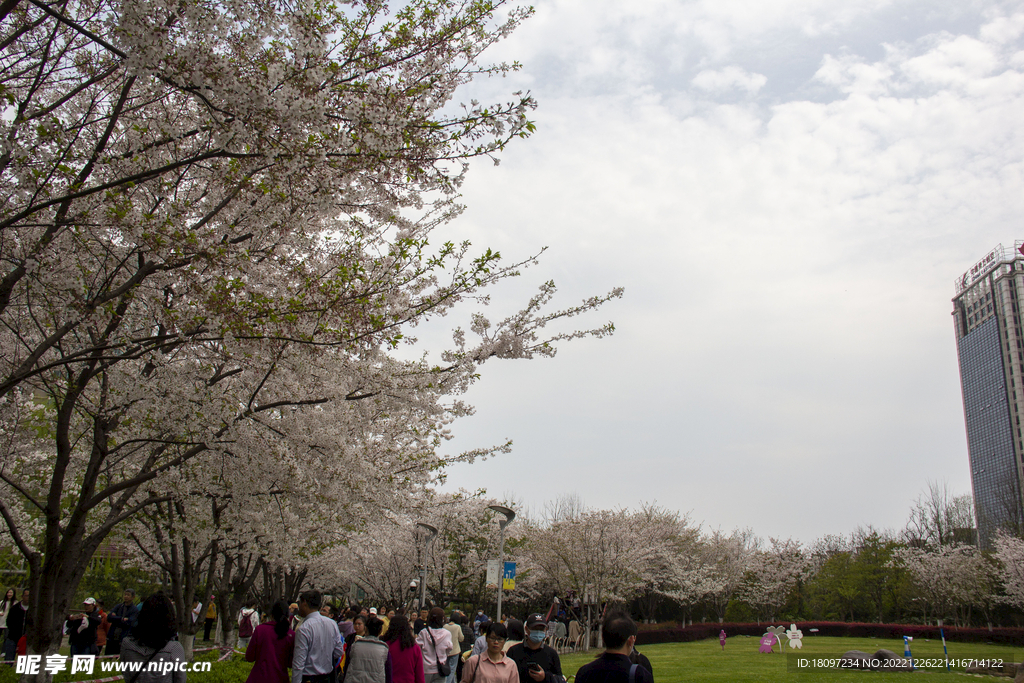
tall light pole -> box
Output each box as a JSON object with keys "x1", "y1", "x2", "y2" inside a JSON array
[
  {"x1": 488, "y1": 505, "x2": 515, "y2": 622},
  {"x1": 417, "y1": 522, "x2": 437, "y2": 611}
]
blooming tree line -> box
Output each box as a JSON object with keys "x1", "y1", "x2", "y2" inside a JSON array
[
  {"x1": 320, "y1": 493, "x2": 1024, "y2": 632},
  {"x1": 0, "y1": 0, "x2": 623, "y2": 667}
]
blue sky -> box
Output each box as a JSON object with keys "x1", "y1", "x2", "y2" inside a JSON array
[{"x1": 424, "y1": 0, "x2": 1024, "y2": 543}]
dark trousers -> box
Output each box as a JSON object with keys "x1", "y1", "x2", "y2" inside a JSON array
[
  {"x1": 105, "y1": 639, "x2": 121, "y2": 656},
  {"x1": 204, "y1": 618, "x2": 215, "y2": 641},
  {"x1": 3, "y1": 637, "x2": 17, "y2": 663},
  {"x1": 70, "y1": 643, "x2": 96, "y2": 657},
  {"x1": 301, "y1": 672, "x2": 336, "y2": 683}
]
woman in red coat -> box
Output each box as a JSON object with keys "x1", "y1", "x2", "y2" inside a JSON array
[
  {"x1": 382, "y1": 615, "x2": 424, "y2": 683},
  {"x1": 245, "y1": 601, "x2": 295, "y2": 683}
]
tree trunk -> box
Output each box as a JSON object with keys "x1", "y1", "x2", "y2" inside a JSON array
[
  {"x1": 213, "y1": 549, "x2": 265, "y2": 651},
  {"x1": 23, "y1": 524, "x2": 113, "y2": 683},
  {"x1": 181, "y1": 634, "x2": 196, "y2": 660}
]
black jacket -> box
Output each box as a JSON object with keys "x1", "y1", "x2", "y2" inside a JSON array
[
  {"x1": 506, "y1": 642, "x2": 562, "y2": 683},
  {"x1": 106, "y1": 601, "x2": 139, "y2": 642},
  {"x1": 575, "y1": 653, "x2": 654, "y2": 683},
  {"x1": 6, "y1": 602, "x2": 29, "y2": 642},
  {"x1": 65, "y1": 611, "x2": 102, "y2": 650}
]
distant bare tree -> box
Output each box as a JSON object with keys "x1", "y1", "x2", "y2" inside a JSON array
[
  {"x1": 904, "y1": 481, "x2": 975, "y2": 546},
  {"x1": 544, "y1": 494, "x2": 588, "y2": 524}
]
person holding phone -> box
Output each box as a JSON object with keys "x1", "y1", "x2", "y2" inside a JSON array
[{"x1": 505, "y1": 615, "x2": 562, "y2": 683}]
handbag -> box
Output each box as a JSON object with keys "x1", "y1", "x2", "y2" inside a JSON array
[{"x1": 425, "y1": 628, "x2": 451, "y2": 677}]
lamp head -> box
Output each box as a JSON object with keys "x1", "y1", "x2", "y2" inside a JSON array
[{"x1": 488, "y1": 505, "x2": 516, "y2": 528}]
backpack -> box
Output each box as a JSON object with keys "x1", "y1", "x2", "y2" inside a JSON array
[{"x1": 239, "y1": 611, "x2": 255, "y2": 638}]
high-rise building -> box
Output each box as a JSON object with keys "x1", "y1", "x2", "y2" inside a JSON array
[{"x1": 953, "y1": 243, "x2": 1024, "y2": 547}]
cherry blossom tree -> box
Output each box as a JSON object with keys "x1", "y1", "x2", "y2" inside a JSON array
[
  {"x1": 0, "y1": 0, "x2": 623, "y2": 666},
  {"x1": 891, "y1": 543, "x2": 995, "y2": 627},
  {"x1": 527, "y1": 507, "x2": 635, "y2": 607},
  {"x1": 421, "y1": 495, "x2": 520, "y2": 609},
  {"x1": 121, "y1": 495, "x2": 220, "y2": 657},
  {"x1": 993, "y1": 531, "x2": 1024, "y2": 611},
  {"x1": 735, "y1": 537, "x2": 813, "y2": 624},
  {"x1": 331, "y1": 517, "x2": 421, "y2": 609},
  {"x1": 701, "y1": 528, "x2": 757, "y2": 623},
  {"x1": 331, "y1": 493, "x2": 528, "y2": 611},
  {"x1": 627, "y1": 506, "x2": 703, "y2": 623},
  {"x1": 525, "y1": 500, "x2": 695, "y2": 613}
]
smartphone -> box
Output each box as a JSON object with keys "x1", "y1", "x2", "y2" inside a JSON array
[{"x1": 528, "y1": 663, "x2": 543, "y2": 673}]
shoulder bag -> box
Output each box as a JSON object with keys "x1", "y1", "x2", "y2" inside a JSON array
[
  {"x1": 467, "y1": 654, "x2": 484, "y2": 683},
  {"x1": 425, "y1": 628, "x2": 451, "y2": 677}
]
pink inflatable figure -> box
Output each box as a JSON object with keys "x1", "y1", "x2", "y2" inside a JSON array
[
  {"x1": 719, "y1": 630, "x2": 726, "y2": 651},
  {"x1": 759, "y1": 626, "x2": 786, "y2": 653}
]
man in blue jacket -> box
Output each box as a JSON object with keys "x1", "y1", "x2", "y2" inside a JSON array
[{"x1": 104, "y1": 589, "x2": 139, "y2": 656}]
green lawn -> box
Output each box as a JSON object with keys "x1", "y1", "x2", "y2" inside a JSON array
[
  {"x1": 558, "y1": 637, "x2": 1023, "y2": 682},
  {"x1": 5, "y1": 636, "x2": 1019, "y2": 683}
]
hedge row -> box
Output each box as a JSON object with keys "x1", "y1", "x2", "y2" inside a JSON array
[{"x1": 634, "y1": 622, "x2": 1024, "y2": 647}]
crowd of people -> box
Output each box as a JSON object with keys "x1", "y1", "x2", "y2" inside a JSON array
[
  {"x1": 0, "y1": 587, "x2": 653, "y2": 683},
  {"x1": 0, "y1": 587, "x2": 187, "y2": 683},
  {"x1": 244, "y1": 597, "x2": 654, "y2": 683},
  {"x1": 0, "y1": 587, "x2": 145, "y2": 660},
  {"x1": 246, "y1": 597, "x2": 573, "y2": 683}
]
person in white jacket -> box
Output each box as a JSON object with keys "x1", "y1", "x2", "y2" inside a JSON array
[{"x1": 238, "y1": 602, "x2": 260, "y2": 648}]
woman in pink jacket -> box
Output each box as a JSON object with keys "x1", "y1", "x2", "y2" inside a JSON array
[
  {"x1": 383, "y1": 615, "x2": 424, "y2": 683},
  {"x1": 245, "y1": 601, "x2": 295, "y2": 683},
  {"x1": 417, "y1": 608, "x2": 452, "y2": 683}
]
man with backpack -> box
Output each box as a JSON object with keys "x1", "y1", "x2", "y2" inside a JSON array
[
  {"x1": 238, "y1": 602, "x2": 259, "y2": 648},
  {"x1": 573, "y1": 612, "x2": 653, "y2": 683}
]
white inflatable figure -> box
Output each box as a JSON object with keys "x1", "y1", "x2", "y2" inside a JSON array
[
  {"x1": 786, "y1": 624, "x2": 803, "y2": 649},
  {"x1": 767, "y1": 625, "x2": 787, "y2": 651}
]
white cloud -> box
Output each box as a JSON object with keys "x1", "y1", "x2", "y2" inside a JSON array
[
  {"x1": 692, "y1": 66, "x2": 768, "y2": 93},
  {"x1": 978, "y1": 11, "x2": 1024, "y2": 44},
  {"x1": 437, "y1": 3, "x2": 1024, "y2": 542},
  {"x1": 902, "y1": 34, "x2": 1001, "y2": 84},
  {"x1": 472, "y1": 0, "x2": 909, "y2": 96}
]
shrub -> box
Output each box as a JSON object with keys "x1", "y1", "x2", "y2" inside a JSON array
[{"x1": 634, "y1": 622, "x2": 1024, "y2": 647}]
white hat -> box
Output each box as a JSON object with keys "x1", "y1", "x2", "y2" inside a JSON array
[
  {"x1": 83, "y1": 597, "x2": 97, "y2": 605},
  {"x1": 369, "y1": 608, "x2": 377, "y2": 615}
]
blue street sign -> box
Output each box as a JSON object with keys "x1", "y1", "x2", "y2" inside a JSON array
[{"x1": 502, "y1": 561, "x2": 516, "y2": 590}]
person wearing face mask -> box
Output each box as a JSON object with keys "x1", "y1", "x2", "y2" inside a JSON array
[
  {"x1": 573, "y1": 611, "x2": 653, "y2": 683},
  {"x1": 505, "y1": 615, "x2": 562, "y2": 683}
]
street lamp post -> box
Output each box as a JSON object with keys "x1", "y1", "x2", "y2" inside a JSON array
[
  {"x1": 488, "y1": 505, "x2": 515, "y2": 622},
  {"x1": 416, "y1": 522, "x2": 438, "y2": 612}
]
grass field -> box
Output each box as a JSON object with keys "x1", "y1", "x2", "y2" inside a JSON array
[
  {"x1": 558, "y1": 637, "x2": 1023, "y2": 682},
  {"x1": 5, "y1": 636, "x2": 1020, "y2": 683}
]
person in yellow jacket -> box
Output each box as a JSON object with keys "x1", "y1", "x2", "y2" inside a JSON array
[{"x1": 204, "y1": 597, "x2": 217, "y2": 642}]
